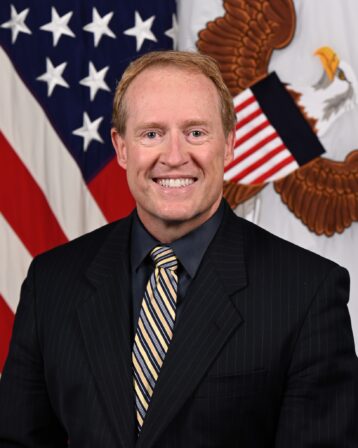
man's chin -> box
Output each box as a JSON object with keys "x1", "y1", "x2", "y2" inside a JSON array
[
  {"x1": 158, "y1": 210, "x2": 197, "y2": 225},
  {"x1": 144, "y1": 203, "x2": 201, "y2": 226}
]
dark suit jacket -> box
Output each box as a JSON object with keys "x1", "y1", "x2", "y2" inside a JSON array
[{"x1": 0, "y1": 206, "x2": 357, "y2": 447}]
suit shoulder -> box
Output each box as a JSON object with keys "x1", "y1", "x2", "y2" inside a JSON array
[
  {"x1": 232, "y1": 212, "x2": 341, "y2": 273},
  {"x1": 33, "y1": 215, "x2": 131, "y2": 273}
]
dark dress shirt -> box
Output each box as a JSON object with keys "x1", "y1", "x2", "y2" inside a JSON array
[{"x1": 130, "y1": 201, "x2": 224, "y2": 333}]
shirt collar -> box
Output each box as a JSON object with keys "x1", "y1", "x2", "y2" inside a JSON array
[{"x1": 131, "y1": 200, "x2": 225, "y2": 278}]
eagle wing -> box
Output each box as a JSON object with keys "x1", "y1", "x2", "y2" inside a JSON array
[
  {"x1": 274, "y1": 150, "x2": 358, "y2": 236},
  {"x1": 197, "y1": 0, "x2": 296, "y2": 95},
  {"x1": 223, "y1": 181, "x2": 265, "y2": 208}
]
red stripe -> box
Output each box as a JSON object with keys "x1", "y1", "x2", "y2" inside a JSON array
[
  {"x1": 234, "y1": 120, "x2": 270, "y2": 149},
  {"x1": 229, "y1": 144, "x2": 286, "y2": 183},
  {"x1": 236, "y1": 108, "x2": 262, "y2": 130},
  {"x1": 0, "y1": 132, "x2": 68, "y2": 257},
  {"x1": 88, "y1": 157, "x2": 135, "y2": 223},
  {"x1": 0, "y1": 294, "x2": 15, "y2": 373},
  {"x1": 250, "y1": 155, "x2": 295, "y2": 184},
  {"x1": 234, "y1": 95, "x2": 255, "y2": 113},
  {"x1": 225, "y1": 132, "x2": 278, "y2": 172}
]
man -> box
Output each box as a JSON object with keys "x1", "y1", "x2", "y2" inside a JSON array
[{"x1": 0, "y1": 51, "x2": 357, "y2": 447}]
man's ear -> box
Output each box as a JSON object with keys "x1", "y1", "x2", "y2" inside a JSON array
[
  {"x1": 111, "y1": 128, "x2": 128, "y2": 170},
  {"x1": 224, "y1": 129, "x2": 235, "y2": 167}
]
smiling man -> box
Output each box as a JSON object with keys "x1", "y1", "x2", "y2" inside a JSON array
[
  {"x1": 111, "y1": 53, "x2": 235, "y2": 243},
  {"x1": 0, "y1": 51, "x2": 357, "y2": 448}
]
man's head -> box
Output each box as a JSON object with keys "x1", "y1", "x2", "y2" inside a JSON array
[
  {"x1": 111, "y1": 51, "x2": 236, "y2": 242},
  {"x1": 112, "y1": 51, "x2": 236, "y2": 138}
]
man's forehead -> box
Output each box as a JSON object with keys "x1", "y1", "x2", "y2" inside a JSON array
[
  {"x1": 125, "y1": 66, "x2": 221, "y2": 116},
  {"x1": 122, "y1": 64, "x2": 224, "y2": 131},
  {"x1": 127, "y1": 64, "x2": 212, "y2": 93}
]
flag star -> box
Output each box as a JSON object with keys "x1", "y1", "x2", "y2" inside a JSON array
[
  {"x1": 83, "y1": 7, "x2": 115, "y2": 47},
  {"x1": 1, "y1": 5, "x2": 31, "y2": 44},
  {"x1": 73, "y1": 112, "x2": 104, "y2": 151},
  {"x1": 40, "y1": 7, "x2": 75, "y2": 47},
  {"x1": 36, "y1": 58, "x2": 69, "y2": 97},
  {"x1": 124, "y1": 11, "x2": 157, "y2": 52},
  {"x1": 165, "y1": 14, "x2": 178, "y2": 49},
  {"x1": 80, "y1": 62, "x2": 110, "y2": 101}
]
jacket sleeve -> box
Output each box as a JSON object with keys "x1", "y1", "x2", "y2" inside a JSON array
[
  {"x1": 275, "y1": 265, "x2": 358, "y2": 447},
  {"x1": 0, "y1": 259, "x2": 67, "y2": 447}
]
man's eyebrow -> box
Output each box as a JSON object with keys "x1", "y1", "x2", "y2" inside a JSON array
[
  {"x1": 181, "y1": 119, "x2": 210, "y2": 128},
  {"x1": 133, "y1": 122, "x2": 165, "y2": 132},
  {"x1": 133, "y1": 119, "x2": 211, "y2": 132}
]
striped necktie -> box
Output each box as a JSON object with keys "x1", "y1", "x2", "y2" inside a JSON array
[{"x1": 132, "y1": 245, "x2": 179, "y2": 432}]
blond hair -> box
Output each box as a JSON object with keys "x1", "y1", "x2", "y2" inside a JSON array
[{"x1": 112, "y1": 51, "x2": 236, "y2": 136}]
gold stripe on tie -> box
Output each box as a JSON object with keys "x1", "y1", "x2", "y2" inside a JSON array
[{"x1": 132, "y1": 245, "x2": 178, "y2": 433}]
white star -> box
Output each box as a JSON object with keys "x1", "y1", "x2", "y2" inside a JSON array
[
  {"x1": 83, "y1": 8, "x2": 116, "y2": 47},
  {"x1": 124, "y1": 11, "x2": 157, "y2": 52},
  {"x1": 1, "y1": 5, "x2": 31, "y2": 44},
  {"x1": 80, "y1": 62, "x2": 110, "y2": 101},
  {"x1": 165, "y1": 14, "x2": 178, "y2": 49},
  {"x1": 36, "y1": 58, "x2": 69, "y2": 97},
  {"x1": 40, "y1": 7, "x2": 75, "y2": 47},
  {"x1": 73, "y1": 112, "x2": 104, "y2": 151}
]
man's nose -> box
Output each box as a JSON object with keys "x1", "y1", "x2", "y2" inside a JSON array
[{"x1": 160, "y1": 132, "x2": 189, "y2": 166}]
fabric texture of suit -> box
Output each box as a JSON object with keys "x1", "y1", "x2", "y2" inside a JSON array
[{"x1": 0, "y1": 204, "x2": 357, "y2": 447}]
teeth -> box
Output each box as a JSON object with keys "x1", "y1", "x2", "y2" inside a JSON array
[{"x1": 157, "y1": 178, "x2": 195, "y2": 188}]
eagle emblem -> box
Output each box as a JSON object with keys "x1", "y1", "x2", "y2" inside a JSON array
[{"x1": 197, "y1": 0, "x2": 358, "y2": 236}]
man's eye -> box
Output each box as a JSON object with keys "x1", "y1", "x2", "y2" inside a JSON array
[
  {"x1": 146, "y1": 131, "x2": 157, "y2": 139},
  {"x1": 190, "y1": 130, "x2": 203, "y2": 137}
]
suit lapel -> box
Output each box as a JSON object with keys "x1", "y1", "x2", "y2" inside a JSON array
[
  {"x1": 77, "y1": 216, "x2": 136, "y2": 448},
  {"x1": 137, "y1": 207, "x2": 248, "y2": 448}
]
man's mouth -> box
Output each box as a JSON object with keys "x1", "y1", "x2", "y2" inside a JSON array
[{"x1": 154, "y1": 178, "x2": 196, "y2": 188}]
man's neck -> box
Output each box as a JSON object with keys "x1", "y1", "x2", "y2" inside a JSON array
[
  {"x1": 140, "y1": 219, "x2": 205, "y2": 244},
  {"x1": 137, "y1": 205, "x2": 222, "y2": 243}
]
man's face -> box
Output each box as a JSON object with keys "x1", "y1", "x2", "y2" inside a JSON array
[{"x1": 112, "y1": 66, "x2": 234, "y2": 237}]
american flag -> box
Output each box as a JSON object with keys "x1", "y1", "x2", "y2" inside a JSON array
[
  {"x1": 0, "y1": 0, "x2": 177, "y2": 372},
  {"x1": 225, "y1": 73, "x2": 325, "y2": 185}
]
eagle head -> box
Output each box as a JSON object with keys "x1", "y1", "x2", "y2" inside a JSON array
[{"x1": 287, "y1": 46, "x2": 358, "y2": 137}]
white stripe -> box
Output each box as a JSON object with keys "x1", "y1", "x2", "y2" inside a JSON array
[
  {"x1": 233, "y1": 88, "x2": 253, "y2": 106},
  {"x1": 224, "y1": 137, "x2": 284, "y2": 181},
  {"x1": 235, "y1": 113, "x2": 267, "y2": 142},
  {"x1": 234, "y1": 125, "x2": 278, "y2": 158},
  {"x1": 0, "y1": 213, "x2": 32, "y2": 313},
  {"x1": 235, "y1": 101, "x2": 261, "y2": 124},
  {"x1": 265, "y1": 160, "x2": 299, "y2": 182},
  {"x1": 0, "y1": 48, "x2": 107, "y2": 240},
  {"x1": 239, "y1": 149, "x2": 293, "y2": 184}
]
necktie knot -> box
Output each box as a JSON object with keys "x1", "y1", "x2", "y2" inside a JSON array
[{"x1": 150, "y1": 245, "x2": 178, "y2": 271}]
